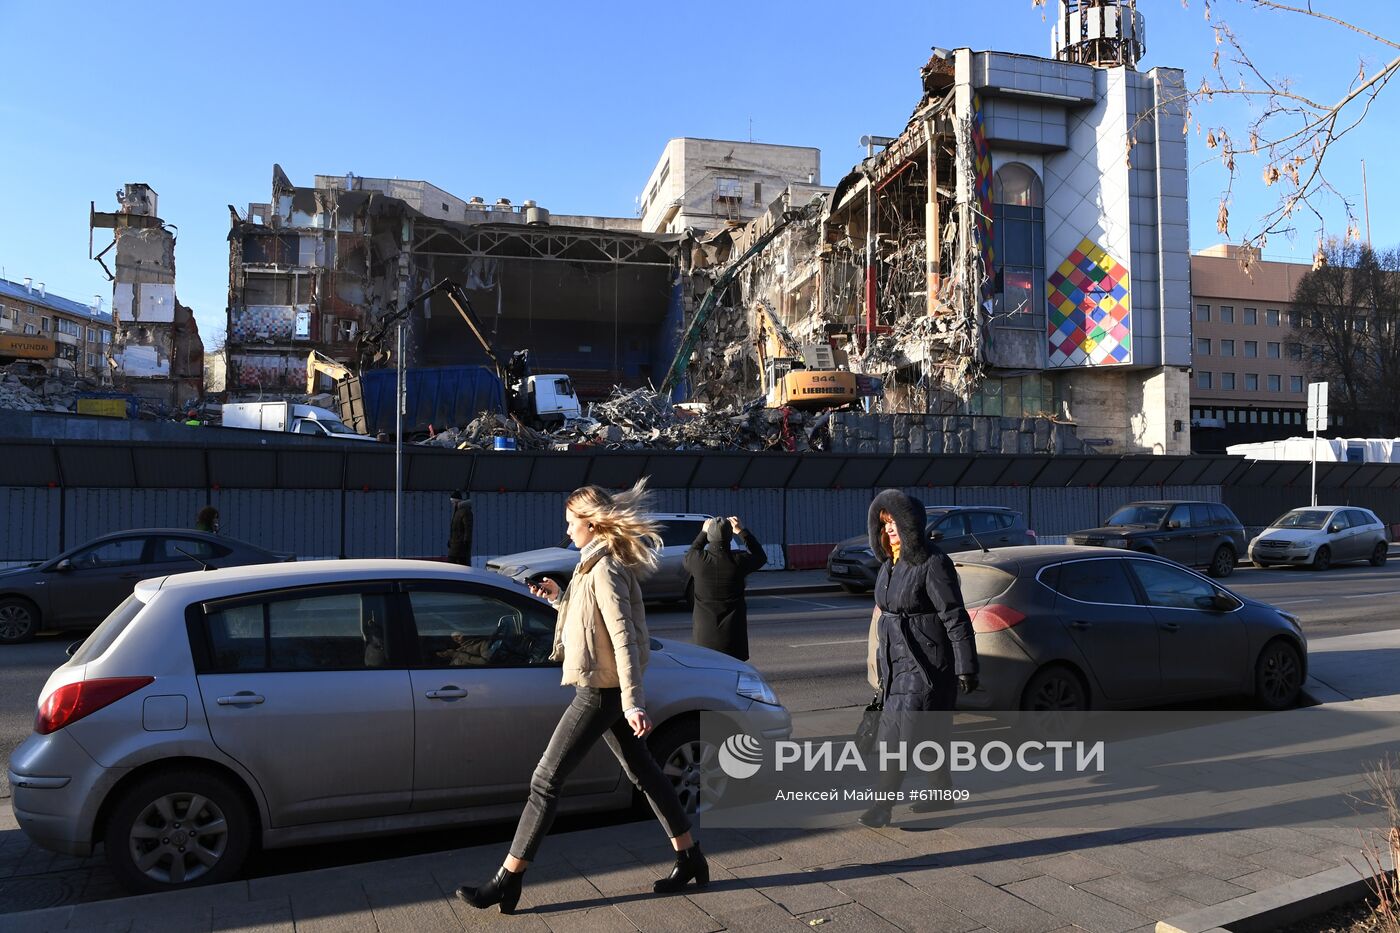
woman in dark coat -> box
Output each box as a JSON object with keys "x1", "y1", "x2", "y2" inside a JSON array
[
  {"x1": 861, "y1": 489, "x2": 979, "y2": 827},
  {"x1": 684, "y1": 516, "x2": 767, "y2": 660}
]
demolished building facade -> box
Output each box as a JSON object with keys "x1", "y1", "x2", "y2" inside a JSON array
[
  {"x1": 224, "y1": 167, "x2": 688, "y2": 400},
  {"x1": 90, "y1": 183, "x2": 204, "y2": 409},
  {"x1": 689, "y1": 0, "x2": 1192, "y2": 454}
]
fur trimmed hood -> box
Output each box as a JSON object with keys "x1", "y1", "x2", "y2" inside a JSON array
[{"x1": 868, "y1": 489, "x2": 930, "y2": 565}]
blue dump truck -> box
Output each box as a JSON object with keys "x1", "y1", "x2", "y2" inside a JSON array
[{"x1": 337, "y1": 366, "x2": 507, "y2": 438}]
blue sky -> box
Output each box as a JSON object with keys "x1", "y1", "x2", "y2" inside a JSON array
[{"x1": 5, "y1": 0, "x2": 1400, "y2": 348}]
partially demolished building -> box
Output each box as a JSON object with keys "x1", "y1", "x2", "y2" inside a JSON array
[
  {"x1": 695, "y1": 0, "x2": 1191, "y2": 454},
  {"x1": 90, "y1": 183, "x2": 204, "y2": 409},
  {"x1": 224, "y1": 167, "x2": 686, "y2": 399}
]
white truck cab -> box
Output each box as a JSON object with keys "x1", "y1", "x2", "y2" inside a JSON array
[{"x1": 222, "y1": 401, "x2": 377, "y2": 441}]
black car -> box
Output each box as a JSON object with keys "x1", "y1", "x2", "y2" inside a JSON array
[
  {"x1": 951, "y1": 546, "x2": 1307, "y2": 712},
  {"x1": 0, "y1": 529, "x2": 293, "y2": 644},
  {"x1": 1066, "y1": 500, "x2": 1246, "y2": 579},
  {"x1": 826, "y1": 505, "x2": 1036, "y2": 592}
]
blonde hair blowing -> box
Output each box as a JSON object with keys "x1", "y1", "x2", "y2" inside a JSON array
[{"x1": 566, "y1": 479, "x2": 662, "y2": 573}]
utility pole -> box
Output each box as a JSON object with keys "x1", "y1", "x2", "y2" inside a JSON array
[
  {"x1": 394, "y1": 320, "x2": 404, "y2": 558},
  {"x1": 1362, "y1": 159, "x2": 1373, "y2": 246}
]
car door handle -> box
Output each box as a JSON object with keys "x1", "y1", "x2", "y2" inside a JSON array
[
  {"x1": 1070, "y1": 620, "x2": 1093, "y2": 630},
  {"x1": 216, "y1": 692, "x2": 265, "y2": 706},
  {"x1": 425, "y1": 686, "x2": 468, "y2": 700},
  {"x1": 1160, "y1": 621, "x2": 1181, "y2": 632}
]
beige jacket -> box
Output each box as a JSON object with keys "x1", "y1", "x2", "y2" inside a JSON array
[{"x1": 549, "y1": 544, "x2": 650, "y2": 711}]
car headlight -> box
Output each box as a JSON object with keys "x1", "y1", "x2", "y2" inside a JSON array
[
  {"x1": 1101, "y1": 538, "x2": 1129, "y2": 548},
  {"x1": 495, "y1": 565, "x2": 524, "y2": 578},
  {"x1": 1277, "y1": 610, "x2": 1303, "y2": 633},
  {"x1": 737, "y1": 672, "x2": 781, "y2": 706}
]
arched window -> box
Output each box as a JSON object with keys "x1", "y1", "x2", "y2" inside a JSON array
[{"x1": 992, "y1": 163, "x2": 1045, "y2": 330}]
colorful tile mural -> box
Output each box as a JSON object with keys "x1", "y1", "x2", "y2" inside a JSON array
[{"x1": 1047, "y1": 237, "x2": 1131, "y2": 367}]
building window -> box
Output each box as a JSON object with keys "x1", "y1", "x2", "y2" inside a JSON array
[
  {"x1": 1220, "y1": 305, "x2": 1235, "y2": 324},
  {"x1": 23, "y1": 323, "x2": 36, "y2": 335},
  {"x1": 1244, "y1": 307, "x2": 1257, "y2": 325},
  {"x1": 1197, "y1": 371, "x2": 1213, "y2": 389},
  {"x1": 86, "y1": 327, "x2": 96, "y2": 341},
  {"x1": 1195, "y1": 303, "x2": 1211, "y2": 322},
  {"x1": 1288, "y1": 309, "x2": 1302, "y2": 328},
  {"x1": 1221, "y1": 372, "x2": 1236, "y2": 390},
  {"x1": 1221, "y1": 339, "x2": 1235, "y2": 357},
  {"x1": 41, "y1": 317, "x2": 50, "y2": 331},
  {"x1": 753, "y1": 182, "x2": 763, "y2": 205},
  {"x1": 1288, "y1": 342, "x2": 1302, "y2": 360},
  {"x1": 991, "y1": 163, "x2": 1045, "y2": 330},
  {"x1": 1244, "y1": 340, "x2": 1258, "y2": 357},
  {"x1": 1266, "y1": 309, "x2": 1281, "y2": 326},
  {"x1": 1246, "y1": 373, "x2": 1259, "y2": 390},
  {"x1": 0, "y1": 304, "x2": 8, "y2": 319},
  {"x1": 1195, "y1": 337, "x2": 1211, "y2": 356},
  {"x1": 57, "y1": 344, "x2": 79, "y2": 362},
  {"x1": 1226, "y1": 409, "x2": 1237, "y2": 422},
  {"x1": 1268, "y1": 374, "x2": 1281, "y2": 391},
  {"x1": 1249, "y1": 410, "x2": 1260, "y2": 423},
  {"x1": 1290, "y1": 375, "x2": 1304, "y2": 393},
  {"x1": 1267, "y1": 342, "x2": 1281, "y2": 358},
  {"x1": 86, "y1": 352, "x2": 97, "y2": 367}
]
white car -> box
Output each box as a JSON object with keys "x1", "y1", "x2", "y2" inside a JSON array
[
  {"x1": 487, "y1": 512, "x2": 720, "y2": 605},
  {"x1": 1249, "y1": 506, "x2": 1390, "y2": 571}
]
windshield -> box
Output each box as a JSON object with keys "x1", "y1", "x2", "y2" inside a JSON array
[
  {"x1": 1105, "y1": 505, "x2": 1167, "y2": 527},
  {"x1": 955, "y1": 565, "x2": 1017, "y2": 605},
  {"x1": 68, "y1": 594, "x2": 145, "y2": 665},
  {"x1": 320, "y1": 418, "x2": 357, "y2": 435},
  {"x1": 1270, "y1": 509, "x2": 1331, "y2": 530}
]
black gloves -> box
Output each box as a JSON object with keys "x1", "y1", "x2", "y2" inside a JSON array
[{"x1": 958, "y1": 675, "x2": 979, "y2": 694}]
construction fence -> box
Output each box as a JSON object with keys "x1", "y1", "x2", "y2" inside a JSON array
[{"x1": 3, "y1": 439, "x2": 1399, "y2": 569}]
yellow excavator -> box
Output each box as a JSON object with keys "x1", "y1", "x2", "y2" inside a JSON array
[
  {"x1": 753, "y1": 300, "x2": 863, "y2": 410},
  {"x1": 306, "y1": 349, "x2": 352, "y2": 395}
]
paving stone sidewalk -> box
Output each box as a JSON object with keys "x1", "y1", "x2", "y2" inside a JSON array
[{"x1": 0, "y1": 628, "x2": 1394, "y2": 933}]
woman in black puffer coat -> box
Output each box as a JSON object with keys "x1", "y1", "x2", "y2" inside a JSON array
[{"x1": 860, "y1": 489, "x2": 980, "y2": 828}]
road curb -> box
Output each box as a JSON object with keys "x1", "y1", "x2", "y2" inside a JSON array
[
  {"x1": 1155, "y1": 856, "x2": 1393, "y2": 933},
  {"x1": 749, "y1": 583, "x2": 843, "y2": 597}
]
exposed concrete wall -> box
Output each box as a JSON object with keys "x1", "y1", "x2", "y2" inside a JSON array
[{"x1": 640, "y1": 138, "x2": 821, "y2": 234}]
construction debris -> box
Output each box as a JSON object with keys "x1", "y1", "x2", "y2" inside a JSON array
[
  {"x1": 0, "y1": 368, "x2": 74, "y2": 413},
  {"x1": 417, "y1": 385, "x2": 834, "y2": 453}
]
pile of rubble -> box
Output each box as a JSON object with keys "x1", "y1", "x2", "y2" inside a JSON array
[
  {"x1": 0, "y1": 367, "x2": 80, "y2": 413},
  {"x1": 419, "y1": 385, "x2": 833, "y2": 453}
]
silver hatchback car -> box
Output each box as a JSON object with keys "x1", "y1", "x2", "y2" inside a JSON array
[
  {"x1": 7, "y1": 560, "x2": 790, "y2": 893},
  {"x1": 1249, "y1": 506, "x2": 1390, "y2": 570}
]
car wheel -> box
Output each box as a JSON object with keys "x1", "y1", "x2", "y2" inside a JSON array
[
  {"x1": 1207, "y1": 545, "x2": 1236, "y2": 578},
  {"x1": 1311, "y1": 545, "x2": 1332, "y2": 572},
  {"x1": 1021, "y1": 665, "x2": 1089, "y2": 712},
  {"x1": 1370, "y1": 542, "x2": 1389, "y2": 567},
  {"x1": 0, "y1": 597, "x2": 39, "y2": 645},
  {"x1": 104, "y1": 769, "x2": 253, "y2": 893},
  {"x1": 1254, "y1": 639, "x2": 1303, "y2": 710},
  {"x1": 649, "y1": 718, "x2": 727, "y2": 815}
]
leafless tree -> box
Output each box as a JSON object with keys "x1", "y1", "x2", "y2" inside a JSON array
[{"x1": 1291, "y1": 238, "x2": 1400, "y2": 433}]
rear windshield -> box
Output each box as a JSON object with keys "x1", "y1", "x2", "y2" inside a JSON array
[
  {"x1": 68, "y1": 594, "x2": 146, "y2": 665},
  {"x1": 1105, "y1": 505, "x2": 1167, "y2": 527},
  {"x1": 955, "y1": 565, "x2": 1017, "y2": 606},
  {"x1": 1270, "y1": 509, "x2": 1330, "y2": 530}
]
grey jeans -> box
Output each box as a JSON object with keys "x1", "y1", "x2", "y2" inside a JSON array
[{"x1": 509, "y1": 686, "x2": 691, "y2": 861}]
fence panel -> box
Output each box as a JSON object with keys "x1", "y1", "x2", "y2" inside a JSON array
[
  {"x1": 1028, "y1": 488, "x2": 1100, "y2": 542},
  {"x1": 784, "y1": 489, "x2": 873, "y2": 569},
  {"x1": 64, "y1": 489, "x2": 208, "y2": 547},
  {"x1": 215, "y1": 490, "x2": 342, "y2": 559},
  {"x1": 0, "y1": 487, "x2": 60, "y2": 563}
]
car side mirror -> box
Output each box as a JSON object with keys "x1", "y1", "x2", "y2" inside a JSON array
[
  {"x1": 53, "y1": 558, "x2": 73, "y2": 573},
  {"x1": 1166, "y1": 520, "x2": 1182, "y2": 530},
  {"x1": 1200, "y1": 593, "x2": 1236, "y2": 612},
  {"x1": 929, "y1": 531, "x2": 944, "y2": 542},
  {"x1": 1329, "y1": 523, "x2": 1342, "y2": 534}
]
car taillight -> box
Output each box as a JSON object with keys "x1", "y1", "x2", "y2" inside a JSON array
[
  {"x1": 35, "y1": 676, "x2": 154, "y2": 735},
  {"x1": 970, "y1": 605, "x2": 1026, "y2": 633}
]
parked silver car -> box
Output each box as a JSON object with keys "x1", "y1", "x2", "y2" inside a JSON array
[
  {"x1": 7, "y1": 560, "x2": 789, "y2": 893},
  {"x1": 487, "y1": 512, "x2": 719, "y2": 604},
  {"x1": 1249, "y1": 506, "x2": 1390, "y2": 570},
  {"x1": 0, "y1": 529, "x2": 290, "y2": 645}
]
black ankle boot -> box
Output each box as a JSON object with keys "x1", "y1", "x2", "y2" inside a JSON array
[
  {"x1": 653, "y1": 843, "x2": 709, "y2": 893},
  {"x1": 456, "y1": 865, "x2": 524, "y2": 914},
  {"x1": 858, "y1": 803, "x2": 892, "y2": 828}
]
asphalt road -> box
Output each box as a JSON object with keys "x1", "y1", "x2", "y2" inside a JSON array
[
  {"x1": 2, "y1": 560, "x2": 1399, "y2": 907},
  {"x1": 5, "y1": 560, "x2": 1399, "y2": 799}
]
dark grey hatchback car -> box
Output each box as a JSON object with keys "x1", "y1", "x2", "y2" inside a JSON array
[
  {"x1": 827, "y1": 505, "x2": 1036, "y2": 592},
  {"x1": 1067, "y1": 501, "x2": 1247, "y2": 578}
]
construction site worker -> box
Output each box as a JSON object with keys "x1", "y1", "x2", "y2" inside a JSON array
[
  {"x1": 685, "y1": 515, "x2": 766, "y2": 660},
  {"x1": 447, "y1": 491, "x2": 473, "y2": 565}
]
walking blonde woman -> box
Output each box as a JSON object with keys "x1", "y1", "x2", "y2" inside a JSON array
[{"x1": 457, "y1": 480, "x2": 706, "y2": 914}]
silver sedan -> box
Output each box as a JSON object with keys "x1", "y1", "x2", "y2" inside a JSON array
[{"x1": 7, "y1": 560, "x2": 790, "y2": 893}]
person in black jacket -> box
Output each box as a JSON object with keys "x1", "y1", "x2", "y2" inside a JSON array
[
  {"x1": 684, "y1": 516, "x2": 766, "y2": 660},
  {"x1": 860, "y1": 489, "x2": 979, "y2": 828},
  {"x1": 447, "y1": 491, "x2": 473, "y2": 566}
]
